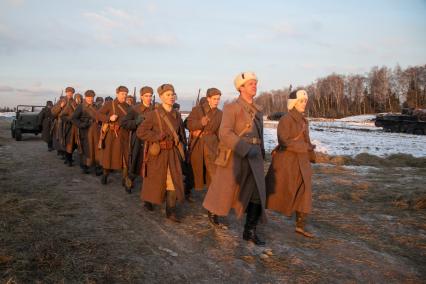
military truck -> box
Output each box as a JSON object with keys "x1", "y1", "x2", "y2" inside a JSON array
[
  {"x1": 10, "y1": 105, "x2": 44, "y2": 141},
  {"x1": 375, "y1": 108, "x2": 426, "y2": 135}
]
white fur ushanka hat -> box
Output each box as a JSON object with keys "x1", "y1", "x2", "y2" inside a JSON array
[
  {"x1": 287, "y1": 89, "x2": 308, "y2": 110},
  {"x1": 234, "y1": 72, "x2": 257, "y2": 91}
]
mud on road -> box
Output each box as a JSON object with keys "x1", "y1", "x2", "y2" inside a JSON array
[{"x1": 0, "y1": 119, "x2": 425, "y2": 283}]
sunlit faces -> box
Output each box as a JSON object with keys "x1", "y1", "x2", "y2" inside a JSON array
[
  {"x1": 294, "y1": 98, "x2": 308, "y2": 113},
  {"x1": 141, "y1": 93, "x2": 153, "y2": 106},
  {"x1": 239, "y1": 79, "x2": 257, "y2": 98},
  {"x1": 207, "y1": 94, "x2": 221, "y2": 109},
  {"x1": 75, "y1": 95, "x2": 83, "y2": 104},
  {"x1": 160, "y1": 90, "x2": 176, "y2": 107},
  {"x1": 116, "y1": 91, "x2": 128, "y2": 103},
  {"x1": 65, "y1": 91, "x2": 74, "y2": 99},
  {"x1": 85, "y1": 96, "x2": 94, "y2": 105}
]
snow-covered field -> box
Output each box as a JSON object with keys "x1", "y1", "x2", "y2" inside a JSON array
[
  {"x1": 264, "y1": 115, "x2": 426, "y2": 157},
  {"x1": 2, "y1": 112, "x2": 424, "y2": 157},
  {"x1": 0, "y1": 112, "x2": 15, "y2": 120}
]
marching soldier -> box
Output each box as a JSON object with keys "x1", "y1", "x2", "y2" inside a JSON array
[
  {"x1": 185, "y1": 88, "x2": 223, "y2": 206},
  {"x1": 136, "y1": 84, "x2": 187, "y2": 222},
  {"x1": 51, "y1": 87, "x2": 79, "y2": 166},
  {"x1": 265, "y1": 89, "x2": 315, "y2": 238},
  {"x1": 71, "y1": 90, "x2": 102, "y2": 175},
  {"x1": 126, "y1": 95, "x2": 135, "y2": 106},
  {"x1": 96, "y1": 86, "x2": 131, "y2": 186},
  {"x1": 38, "y1": 100, "x2": 54, "y2": 151},
  {"x1": 95, "y1": 97, "x2": 104, "y2": 109},
  {"x1": 51, "y1": 95, "x2": 66, "y2": 159},
  {"x1": 203, "y1": 72, "x2": 267, "y2": 245},
  {"x1": 120, "y1": 86, "x2": 154, "y2": 193}
]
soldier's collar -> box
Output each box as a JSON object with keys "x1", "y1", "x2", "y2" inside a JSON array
[
  {"x1": 289, "y1": 108, "x2": 305, "y2": 122},
  {"x1": 237, "y1": 96, "x2": 262, "y2": 116},
  {"x1": 158, "y1": 104, "x2": 177, "y2": 117}
]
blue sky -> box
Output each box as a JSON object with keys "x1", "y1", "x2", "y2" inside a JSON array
[{"x1": 0, "y1": 0, "x2": 425, "y2": 110}]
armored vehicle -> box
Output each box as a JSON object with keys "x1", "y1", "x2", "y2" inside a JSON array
[{"x1": 375, "y1": 108, "x2": 426, "y2": 135}]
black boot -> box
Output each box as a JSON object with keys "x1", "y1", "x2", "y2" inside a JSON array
[
  {"x1": 243, "y1": 203, "x2": 265, "y2": 246},
  {"x1": 144, "y1": 201, "x2": 154, "y2": 212},
  {"x1": 65, "y1": 153, "x2": 73, "y2": 167},
  {"x1": 208, "y1": 211, "x2": 220, "y2": 226},
  {"x1": 122, "y1": 168, "x2": 132, "y2": 194},
  {"x1": 101, "y1": 169, "x2": 109, "y2": 185},
  {"x1": 166, "y1": 191, "x2": 180, "y2": 223},
  {"x1": 81, "y1": 165, "x2": 90, "y2": 174},
  {"x1": 95, "y1": 165, "x2": 103, "y2": 176},
  {"x1": 295, "y1": 212, "x2": 314, "y2": 238}
]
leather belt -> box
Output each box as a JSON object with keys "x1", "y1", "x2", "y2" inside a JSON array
[
  {"x1": 241, "y1": 136, "x2": 262, "y2": 145},
  {"x1": 159, "y1": 140, "x2": 174, "y2": 150}
]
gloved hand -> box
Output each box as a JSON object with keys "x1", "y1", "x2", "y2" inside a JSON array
[
  {"x1": 135, "y1": 115, "x2": 143, "y2": 125},
  {"x1": 201, "y1": 116, "x2": 210, "y2": 126},
  {"x1": 246, "y1": 146, "x2": 259, "y2": 158}
]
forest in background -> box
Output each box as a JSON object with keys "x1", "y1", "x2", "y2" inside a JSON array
[{"x1": 251, "y1": 64, "x2": 426, "y2": 118}]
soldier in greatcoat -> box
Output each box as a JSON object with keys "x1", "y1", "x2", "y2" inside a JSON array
[
  {"x1": 37, "y1": 100, "x2": 54, "y2": 151},
  {"x1": 185, "y1": 88, "x2": 223, "y2": 222},
  {"x1": 71, "y1": 90, "x2": 102, "y2": 175},
  {"x1": 51, "y1": 87, "x2": 80, "y2": 166},
  {"x1": 265, "y1": 89, "x2": 315, "y2": 238},
  {"x1": 136, "y1": 84, "x2": 187, "y2": 222},
  {"x1": 203, "y1": 72, "x2": 266, "y2": 245},
  {"x1": 120, "y1": 86, "x2": 154, "y2": 193},
  {"x1": 96, "y1": 86, "x2": 131, "y2": 186}
]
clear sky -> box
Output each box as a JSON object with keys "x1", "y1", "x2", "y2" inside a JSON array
[{"x1": 0, "y1": 0, "x2": 425, "y2": 110}]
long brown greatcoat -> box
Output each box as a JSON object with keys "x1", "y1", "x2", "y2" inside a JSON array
[
  {"x1": 202, "y1": 97, "x2": 267, "y2": 221},
  {"x1": 51, "y1": 98, "x2": 77, "y2": 152},
  {"x1": 96, "y1": 99, "x2": 130, "y2": 170},
  {"x1": 186, "y1": 101, "x2": 222, "y2": 190},
  {"x1": 136, "y1": 105, "x2": 187, "y2": 205},
  {"x1": 120, "y1": 103, "x2": 152, "y2": 177},
  {"x1": 265, "y1": 109, "x2": 314, "y2": 216},
  {"x1": 71, "y1": 102, "x2": 100, "y2": 167},
  {"x1": 51, "y1": 98, "x2": 74, "y2": 151},
  {"x1": 37, "y1": 106, "x2": 53, "y2": 144}
]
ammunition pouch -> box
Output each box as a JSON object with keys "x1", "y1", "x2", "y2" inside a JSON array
[
  {"x1": 214, "y1": 144, "x2": 232, "y2": 167},
  {"x1": 148, "y1": 142, "x2": 161, "y2": 156}
]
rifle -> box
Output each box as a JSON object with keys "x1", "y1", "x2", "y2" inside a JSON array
[
  {"x1": 98, "y1": 122, "x2": 108, "y2": 149},
  {"x1": 133, "y1": 87, "x2": 136, "y2": 102},
  {"x1": 186, "y1": 93, "x2": 208, "y2": 163},
  {"x1": 195, "y1": 88, "x2": 201, "y2": 106}
]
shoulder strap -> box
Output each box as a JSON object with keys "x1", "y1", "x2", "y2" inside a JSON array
[
  {"x1": 154, "y1": 109, "x2": 163, "y2": 134},
  {"x1": 112, "y1": 101, "x2": 116, "y2": 115},
  {"x1": 159, "y1": 111, "x2": 180, "y2": 145},
  {"x1": 117, "y1": 103, "x2": 128, "y2": 115}
]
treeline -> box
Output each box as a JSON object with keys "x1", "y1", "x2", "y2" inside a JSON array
[
  {"x1": 254, "y1": 64, "x2": 426, "y2": 118},
  {"x1": 0, "y1": 106, "x2": 15, "y2": 112}
]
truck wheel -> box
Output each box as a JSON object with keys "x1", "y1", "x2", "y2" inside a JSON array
[
  {"x1": 11, "y1": 128, "x2": 15, "y2": 138},
  {"x1": 15, "y1": 129, "x2": 22, "y2": 141}
]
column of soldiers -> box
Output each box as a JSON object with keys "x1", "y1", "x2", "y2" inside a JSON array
[{"x1": 38, "y1": 72, "x2": 316, "y2": 246}]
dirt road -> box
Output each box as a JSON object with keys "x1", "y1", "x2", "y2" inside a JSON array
[{"x1": 0, "y1": 119, "x2": 425, "y2": 283}]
